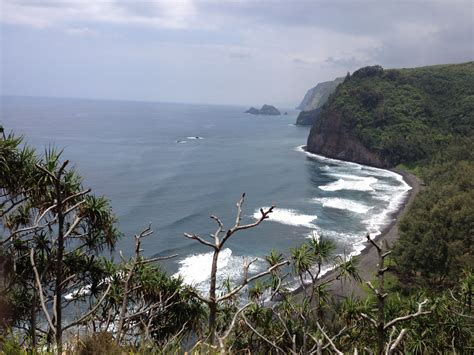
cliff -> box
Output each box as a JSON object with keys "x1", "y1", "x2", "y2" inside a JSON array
[
  {"x1": 296, "y1": 77, "x2": 344, "y2": 111},
  {"x1": 296, "y1": 107, "x2": 322, "y2": 125},
  {"x1": 245, "y1": 104, "x2": 281, "y2": 115},
  {"x1": 307, "y1": 62, "x2": 474, "y2": 168},
  {"x1": 295, "y1": 77, "x2": 344, "y2": 125}
]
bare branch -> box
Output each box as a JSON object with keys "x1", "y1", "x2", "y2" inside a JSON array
[
  {"x1": 184, "y1": 233, "x2": 217, "y2": 249},
  {"x1": 63, "y1": 216, "x2": 83, "y2": 239},
  {"x1": 62, "y1": 189, "x2": 91, "y2": 205},
  {"x1": 210, "y1": 214, "x2": 224, "y2": 245},
  {"x1": 322, "y1": 326, "x2": 351, "y2": 350},
  {"x1": 190, "y1": 289, "x2": 211, "y2": 304},
  {"x1": 63, "y1": 282, "x2": 112, "y2": 330},
  {"x1": 218, "y1": 302, "x2": 252, "y2": 345},
  {"x1": 217, "y1": 260, "x2": 289, "y2": 302},
  {"x1": 1, "y1": 203, "x2": 57, "y2": 245},
  {"x1": 35, "y1": 163, "x2": 58, "y2": 181},
  {"x1": 360, "y1": 313, "x2": 378, "y2": 328},
  {"x1": 366, "y1": 234, "x2": 381, "y2": 253},
  {"x1": 387, "y1": 329, "x2": 407, "y2": 354},
  {"x1": 137, "y1": 254, "x2": 178, "y2": 264},
  {"x1": 367, "y1": 281, "x2": 388, "y2": 298},
  {"x1": 384, "y1": 299, "x2": 430, "y2": 329},
  {"x1": 30, "y1": 249, "x2": 55, "y2": 334},
  {"x1": 316, "y1": 322, "x2": 343, "y2": 355},
  {"x1": 242, "y1": 315, "x2": 286, "y2": 353},
  {"x1": 220, "y1": 202, "x2": 274, "y2": 247}
]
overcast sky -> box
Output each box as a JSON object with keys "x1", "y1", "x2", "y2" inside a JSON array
[{"x1": 1, "y1": 0, "x2": 473, "y2": 106}]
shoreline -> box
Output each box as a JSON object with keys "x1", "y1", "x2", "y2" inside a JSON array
[{"x1": 291, "y1": 151, "x2": 422, "y2": 299}]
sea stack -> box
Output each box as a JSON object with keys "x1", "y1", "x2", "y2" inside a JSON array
[{"x1": 245, "y1": 104, "x2": 281, "y2": 115}]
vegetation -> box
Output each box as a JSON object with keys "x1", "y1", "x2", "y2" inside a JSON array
[
  {"x1": 394, "y1": 138, "x2": 474, "y2": 289},
  {"x1": 307, "y1": 61, "x2": 474, "y2": 350},
  {"x1": 1, "y1": 127, "x2": 472, "y2": 353},
  {"x1": 1, "y1": 62, "x2": 473, "y2": 351},
  {"x1": 321, "y1": 62, "x2": 474, "y2": 166},
  {"x1": 310, "y1": 62, "x2": 473, "y2": 288}
]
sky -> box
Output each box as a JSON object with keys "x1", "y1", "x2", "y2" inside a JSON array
[{"x1": 1, "y1": 0, "x2": 473, "y2": 107}]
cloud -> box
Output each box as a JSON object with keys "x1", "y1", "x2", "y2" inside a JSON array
[
  {"x1": 229, "y1": 52, "x2": 252, "y2": 59},
  {"x1": 65, "y1": 27, "x2": 97, "y2": 36},
  {"x1": 1, "y1": 0, "x2": 472, "y2": 106},
  {"x1": 292, "y1": 57, "x2": 319, "y2": 66},
  {"x1": 325, "y1": 56, "x2": 368, "y2": 69},
  {"x1": 1, "y1": 0, "x2": 197, "y2": 29}
]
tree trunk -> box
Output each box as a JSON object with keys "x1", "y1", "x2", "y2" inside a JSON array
[
  {"x1": 54, "y1": 178, "x2": 64, "y2": 354},
  {"x1": 31, "y1": 288, "x2": 37, "y2": 353},
  {"x1": 376, "y1": 253, "x2": 385, "y2": 355},
  {"x1": 208, "y1": 250, "x2": 219, "y2": 344}
]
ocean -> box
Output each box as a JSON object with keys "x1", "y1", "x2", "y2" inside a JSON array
[{"x1": 1, "y1": 96, "x2": 410, "y2": 292}]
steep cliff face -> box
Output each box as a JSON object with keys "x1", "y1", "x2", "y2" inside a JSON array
[
  {"x1": 295, "y1": 77, "x2": 344, "y2": 125},
  {"x1": 296, "y1": 77, "x2": 344, "y2": 111},
  {"x1": 307, "y1": 110, "x2": 389, "y2": 167},
  {"x1": 296, "y1": 107, "x2": 321, "y2": 125},
  {"x1": 306, "y1": 62, "x2": 474, "y2": 168}
]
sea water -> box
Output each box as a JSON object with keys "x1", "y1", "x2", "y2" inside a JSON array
[{"x1": 1, "y1": 96, "x2": 410, "y2": 293}]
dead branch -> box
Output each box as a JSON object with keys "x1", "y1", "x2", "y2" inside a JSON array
[
  {"x1": 30, "y1": 248, "x2": 55, "y2": 333},
  {"x1": 316, "y1": 322, "x2": 343, "y2": 355},
  {"x1": 242, "y1": 314, "x2": 286, "y2": 354},
  {"x1": 184, "y1": 233, "x2": 217, "y2": 249},
  {"x1": 217, "y1": 302, "x2": 252, "y2": 348},
  {"x1": 386, "y1": 328, "x2": 407, "y2": 355},
  {"x1": 217, "y1": 260, "x2": 289, "y2": 302},
  {"x1": 63, "y1": 282, "x2": 112, "y2": 330},
  {"x1": 384, "y1": 299, "x2": 430, "y2": 329}
]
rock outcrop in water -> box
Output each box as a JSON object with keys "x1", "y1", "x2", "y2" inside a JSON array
[
  {"x1": 295, "y1": 77, "x2": 344, "y2": 125},
  {"x1": 245, "y1": 104, "x2": 281, "y2": 115},
  {"x1": 307, "y1": 62, "x2": 474, "y2": 168}
]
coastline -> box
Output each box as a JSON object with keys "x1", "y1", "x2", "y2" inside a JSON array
[{"x1": 293, "y1": 149, "x2": 422, "y2": 299}]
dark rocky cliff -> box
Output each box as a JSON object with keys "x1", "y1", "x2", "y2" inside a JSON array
[
  {"x1": 307, "y1": 110, "x2": 389, "y2": 167},
  {"x1": 296, "y1": 107, "x2": 321, "y2": 125}
]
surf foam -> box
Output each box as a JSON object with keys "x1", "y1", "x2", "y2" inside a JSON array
[
  {"x1": 254, "y1": 207, "x2": 317, "y2": 228},
  {"x1": 313, "y1": 197, "x2": 372, "y2": 214},
  {"x1": 319, "y1": 177, "x2": 378, "y2": 192},
  {"x1": 173, "y1": 248, "x2": 264, "y2": 293}
]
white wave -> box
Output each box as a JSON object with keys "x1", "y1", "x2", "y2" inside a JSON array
[
  {"x1": 296, "y1": 145, "x2": 362, "y2": 169},
  {"x1": 364, "y1": 185, "x2": 411, "y2": 238},
  {"x1": 313, "y1": 197, "x2": 372, "y2": 214},
  {"x1": 319, "y1": 177, "x2": 378, "y2": 192},
  {"x1": 176, "y1": 140, "x2": 187, "y2": 144},
  {"x1": 186, "y1": 136, "x2": 204, "y2": 140},
  {"x1": 64, "y1": 285, "x2": 92, "y2": 301},
  {"x1": 173, "y1": 248, "x2": 264, "y2": 293},
  {"x1": 254, "y1": 207, "x2": 317, "y2": 228}
]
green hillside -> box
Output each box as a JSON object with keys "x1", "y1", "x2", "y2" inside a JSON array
[{"x1": 309, "y1": 62, "x2": 474, "y2": 166}]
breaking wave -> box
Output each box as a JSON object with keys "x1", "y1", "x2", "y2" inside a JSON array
[
  {"x1": 254, "y1": 207, "x2": 317, "y2": 228},
  {"x1": 318, "y1": 176, "x2": 378, "y2": 192},
  {"x1": 313, "y1": 197, "x2": 372, "y2": 214},
  {"x1": 173, "y1": 248, "x2": 265, "y2": 293}
]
